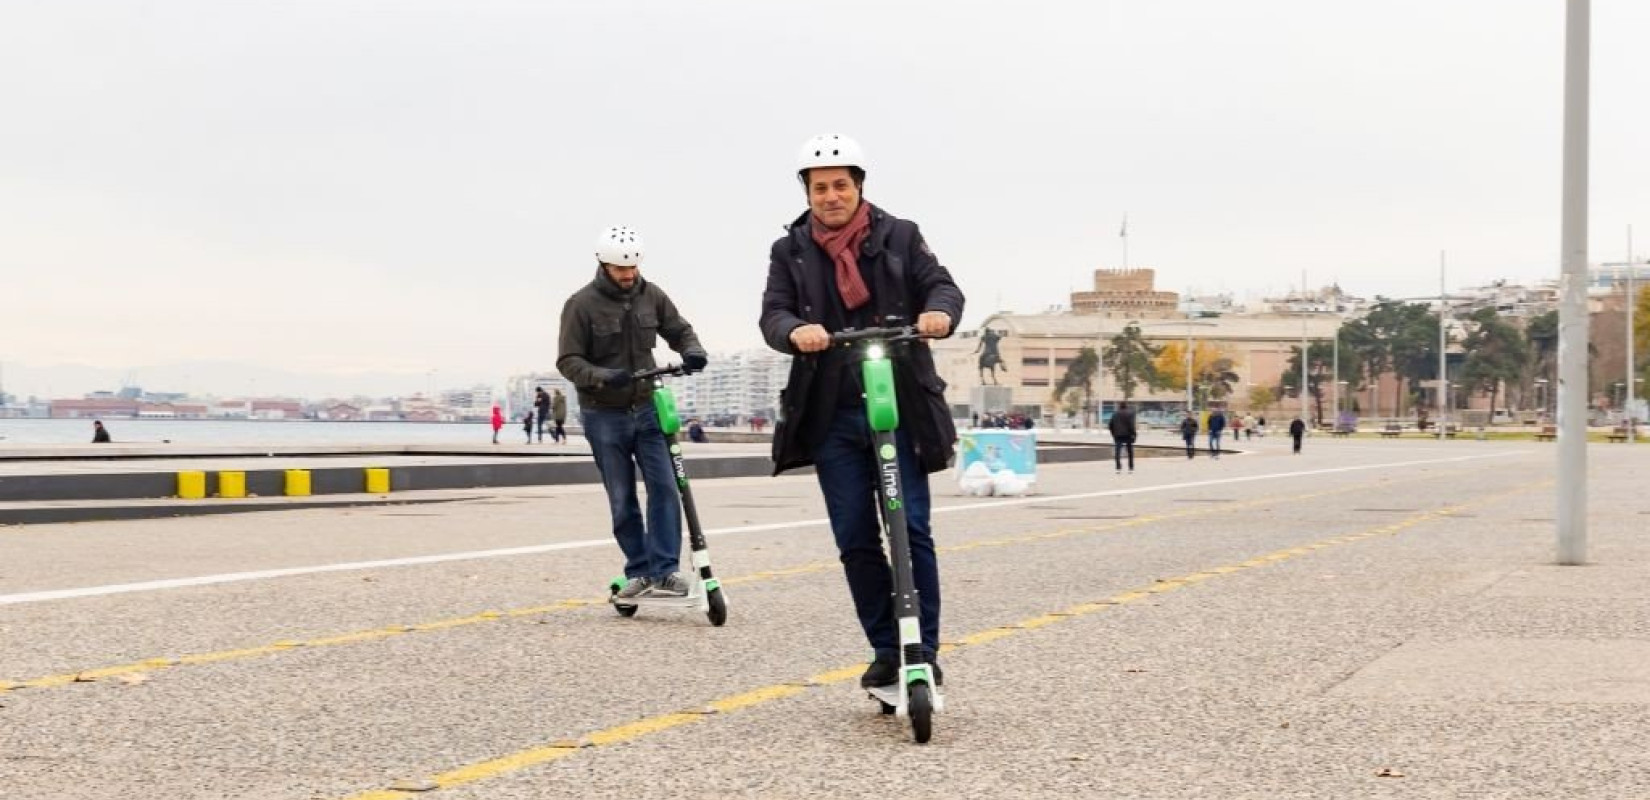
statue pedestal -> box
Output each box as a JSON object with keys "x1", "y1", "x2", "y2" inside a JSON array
[{"x1": 971, "y1": 385, "x2": 1014, "y2": 416}]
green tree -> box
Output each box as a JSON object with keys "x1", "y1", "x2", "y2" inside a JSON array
[
  {"x1": 1459, "y1": 308, "x2": 1528, "y2": 416},
  {"x1": 1197, "y1": 356, "x2": 1241, "y2": 406},
  {"x1": 1349, "y1": 300, "x2": 1439, "y2": 417},
  {"x1": 1247, "y1": 385, "x2": 1277, "y2": 416},
  {"x1": 1052, "y1": 345, "x2": 1101, "y2": 427},
  {"x1": 1525, "y1": 310, "x2": 1559, "y2": 412},
  {"x1": 1281, "y1": 341, "x2": 1333, "y2": 423},
  {"x1": 1102, "y1": 323, "x2": 1166, "y2": 401},
  {"x1": 1340, "y1": 314, "x2": 1389, "y2": 416},
  {"x1": 1635, "y1": 287, "x2": 1650, "y2": 394}
]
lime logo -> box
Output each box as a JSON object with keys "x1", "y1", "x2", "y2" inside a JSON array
[
  {"x1": 670, "y1": 444, "x2": 682, "y2": 455},
  {"x1": 879, "y1": 444, "x2": 896, "y2": 460}
]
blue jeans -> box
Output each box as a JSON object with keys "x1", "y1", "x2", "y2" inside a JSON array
[
  {"x1": 813, "y1": 411, "x2": 940, "y2": 660},
  {"x1": 1208, "y1": 431, "x2": 1223, "y2": 454},
  {"x1": 581, "y1": 405, "x2": 682, "y2": 580}
]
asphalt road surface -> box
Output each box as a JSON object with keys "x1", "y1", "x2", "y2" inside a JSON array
[{"x1": 3, "y1": 436, "x2": 1647, "y2": 799}]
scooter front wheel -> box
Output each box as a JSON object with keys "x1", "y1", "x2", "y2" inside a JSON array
[
  {"x1": 608, "y1": 581, "x2": 639, "y2": 618},
  {"x1": 706, "y1": 586, "x2": 728, "y2": 627},
  {"x1": 908, "y1": 682, "x2": 934, "y2": 743}
]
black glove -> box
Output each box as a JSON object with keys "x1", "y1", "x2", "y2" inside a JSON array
[
  {"x1": 682, "y1": 350, "x2": 708, "y2": 373},
  {"x1": 598, "y1": 368, "x2": 633, "y2": 390}
]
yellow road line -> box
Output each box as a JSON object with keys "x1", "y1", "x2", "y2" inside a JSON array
[
  {"x1": 0, "y1": 468, "x2": 1473, "y2": 696},
  {"x1": 332, "y1": 479, "x2": 1548, "y2": 799}
]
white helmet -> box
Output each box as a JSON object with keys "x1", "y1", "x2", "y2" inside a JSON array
[
  {"x1": 594, "y1": 225, "x2": 644, "y2": 267},
  {"x1": 796, "y1": 133, "x2": 866, "y2": 177}
]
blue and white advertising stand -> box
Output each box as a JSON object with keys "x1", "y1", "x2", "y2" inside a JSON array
[{"x1": 955, "y1": 429, "x2": 1037, "y2": 496}]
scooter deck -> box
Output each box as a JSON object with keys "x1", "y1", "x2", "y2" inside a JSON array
[{"x1": 609, "y1": 591, "x2": 705, "y2": 610}]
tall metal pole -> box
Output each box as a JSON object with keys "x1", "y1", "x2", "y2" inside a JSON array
[
  {"x1": 1300, "y1": 270, "x2": 1310, "y2": 429},
  {"x1": 1628, "y1": 225, "x2": 1637, "y2": 442},
  {"x1": 1184, "y1": 321, "x2": 1193, "y2": 413},
  {"x1": 1332, "y1": 327, "x2": 1340, "y2": 426},
  {"x1": 1556, "y1": 0, "x2": 1590, "y2": 565},
  {"x1": 1439, "y1": 251, "x2": 1448, "y2": 442}
]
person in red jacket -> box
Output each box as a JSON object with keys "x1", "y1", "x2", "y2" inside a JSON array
[{"x1": 490, "y1": 405, "x2": 504, "y2": 445}]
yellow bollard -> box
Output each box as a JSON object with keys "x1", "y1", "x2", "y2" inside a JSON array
[
  {"x1": 177, "y1": 471, "x2": 206, "y2": 500},
  {"x1": 364, "y1": 467, "x2": 390, "y2": 494},
  {"x1": 218, "y1": 471, "x2": 247, "y2": 499},
  {"x1": 284, "y1": 469, "x2": 311, "y2": 497}
]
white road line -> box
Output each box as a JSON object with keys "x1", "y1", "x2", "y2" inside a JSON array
[{"x1": 0, "y1": 450, "x2": 1527, "y2": 606}]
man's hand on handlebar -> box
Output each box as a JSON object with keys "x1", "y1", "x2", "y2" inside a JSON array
[
  {"x1": 917, "y1": 311, "x2": 951, "y2": 338},
  {"x1": 790, "y1": 323, "x2": 831, "y2": 354}
]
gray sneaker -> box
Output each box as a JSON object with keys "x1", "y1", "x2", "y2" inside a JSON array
[
  {"x1": 648, "y1": 572, "x2": 691, "y2": 598},
  {"x1": 614, "y1": 577, "x2": 652, "y2": 599}
]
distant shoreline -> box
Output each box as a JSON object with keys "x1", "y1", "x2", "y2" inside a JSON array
[{"x1": 10, "y1": 417, "x2": 488, "y2": 425}]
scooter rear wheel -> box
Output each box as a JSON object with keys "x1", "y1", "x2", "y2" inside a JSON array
[
  {"x1": 908, "y1": 682, "x2": 934, "y2": 743},
  {"x1": 706, "y1": 586, "x2": 727, "y2": 626}
]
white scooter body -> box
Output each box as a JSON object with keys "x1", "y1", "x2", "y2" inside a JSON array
[
  {"x1": 866, "y1": 664, "x2": 945, "y2": 717},
  {"x1": 609, "y1": 576, "x2": 712, "y2": 612}
]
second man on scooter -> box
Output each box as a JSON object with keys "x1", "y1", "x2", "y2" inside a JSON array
[{"x1": 558, "y1": 225, "x2": 709, "y2": 600}]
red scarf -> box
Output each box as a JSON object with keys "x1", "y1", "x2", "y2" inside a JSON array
[{"x1": 810, "y1": 201, "x2": 873, "y2": 311}]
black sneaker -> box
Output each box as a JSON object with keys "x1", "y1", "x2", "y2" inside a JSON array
[
  {"x1": 860, "y1": 655, "x2": 899, "y2": 688},
  {"x1": 926, "y1": 659, "x2": 945, "y2": 687}
]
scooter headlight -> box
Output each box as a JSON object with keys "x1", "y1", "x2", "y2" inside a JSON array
[{"x1": 867, "y1": 344, "x2": 886, "y2": 360}]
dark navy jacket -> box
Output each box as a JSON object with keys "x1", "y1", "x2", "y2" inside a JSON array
[{"x1": 760, "y1": 203, "x2": 965, "y2": 475}]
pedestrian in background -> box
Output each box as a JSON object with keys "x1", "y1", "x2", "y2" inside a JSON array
[
  {"x1": 1289, "y1": 416, "x2": 1306, "y2": 454},
  {"x1": 1178, "y1": 412, "x2": 1198, "y2": 459},
  {"x1": 1108, "y1": 400, "x2": 1137, "y2": 474},
  {"x1": 490, "y1": 404, "x2": 504, "y2": 445},
  {"x1": 1207, "y1": 407, "x2": 1227, "y2": 460},
  {"x1": 534, "y1": 387, "x2": 551, "y2": 443},
  {"x1": 551, "y1": 388, "x2": 568, "y2": 444},
  {"x1": 92, "y1": 420, "x2": 112, "y2": 443}
]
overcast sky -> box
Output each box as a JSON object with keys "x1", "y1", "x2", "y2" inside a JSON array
[{"x1": 3, "y1": 1, "x2": 1647, "y2": 398}]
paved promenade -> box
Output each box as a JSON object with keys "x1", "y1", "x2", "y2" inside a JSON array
[{"x1": 2, "y1": 437, "x2": 1646, "y2": 798}]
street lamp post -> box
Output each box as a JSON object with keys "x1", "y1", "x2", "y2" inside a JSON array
[
  {"x1": 1556, "y1": 0, "x2": 1589, "y2": 564},
  {"x1": 1185, "y1": 323, "x2": 1194, "y2": 413},
  {"x1": 1331, "y1": 325, "x2": 1341, "y2": 427},
  {"x1": 1601, "y1": 225, "x2": 1641, "y2": 441},
  {"x1": 1438, "y1": 251, "x2": 1449, "y2": 443},
  {"x1": 1300, "y1": 270, "x2": 1310, "y2": 431}
]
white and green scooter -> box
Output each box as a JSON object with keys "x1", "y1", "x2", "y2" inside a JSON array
[
  {"x1": 606, "y1": 363, "x2": 728, "y2": 627},
  {"x1": 831, "y1": 325, "x2": 943, "y2": 744}
]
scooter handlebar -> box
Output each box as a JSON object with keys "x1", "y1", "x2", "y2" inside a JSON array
[
  {"x1": 828, "y1": 326, "x2": 923, "y2": 346},
  {"x1": 632, "y1": 364, "x2": 689, "y2": 381}
]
